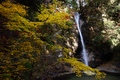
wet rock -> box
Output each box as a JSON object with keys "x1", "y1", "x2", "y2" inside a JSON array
[{"x1": 88, "y1": 52, "x2": 102, "y2": 68}]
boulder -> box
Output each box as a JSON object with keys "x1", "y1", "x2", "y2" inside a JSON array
[{"x1": 96, "y1": 61, "x2": 120, "y2": 74}]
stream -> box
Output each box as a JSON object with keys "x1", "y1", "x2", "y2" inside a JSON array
[
  {"x1": 74, "y1": 12, "x2": 89, "y2": 66},
  {"x1": 53, "y1": 73, "x2": 120, "y2": 80}
]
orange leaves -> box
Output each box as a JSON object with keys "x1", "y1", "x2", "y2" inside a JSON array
[
  {"x1": 65, "y1": 15, "x2": 70, "y2": 19},
  {"x1": 74, "y1": 25, "x2": 77, "y2": 27},
  {"x1": 38, "y1": 29, "x2": 42, "y2": 32},
  {"x1": 2, "y1": 35, "x2": 5, "y2": 38}
]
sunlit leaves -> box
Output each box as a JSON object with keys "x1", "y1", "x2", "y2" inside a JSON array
[
  {"x1": 0, "y1": 1, "x2": 73, "y2": 79},
  {"x1": 0, "y1": 0, "x2": 106, "y2": 80},
  {"x1": 0, "y1": 1, "x2": 27, "y2": 16},
  {"x1": 58, "y1": 57, "x2": 106, "y2": 80}
]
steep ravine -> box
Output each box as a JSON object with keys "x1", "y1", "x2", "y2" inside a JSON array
[{"x1": 74, "y1": 12, "x2": 120, "y2": 74}]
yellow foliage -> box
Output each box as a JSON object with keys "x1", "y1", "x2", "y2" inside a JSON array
[
  {"x1": 36, "y1": 3, "x2": 71, "y2": 30},
  {"x1": 0, "y1": 1, "x2": 26, "y2": 16},
  {"x1": 58, "y1": 57, "x2": 106, "y2": 80},
  {"x1": 0, "y1": 1, "x2": 105, "y2": 80}
]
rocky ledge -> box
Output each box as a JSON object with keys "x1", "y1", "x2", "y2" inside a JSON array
[{"x1": 96, "y1": 60, "x2": 120, "y2": 74}]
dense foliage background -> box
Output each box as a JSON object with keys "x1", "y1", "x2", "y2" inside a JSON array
[{"x1": 0, "y1": 0, "x2": 119, "y2": 80}]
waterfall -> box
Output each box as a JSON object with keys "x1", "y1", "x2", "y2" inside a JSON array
[{"x1": 74, "y1": 12, "x2": 89, "y2": 66}]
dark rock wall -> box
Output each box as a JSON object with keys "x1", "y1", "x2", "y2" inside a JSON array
[{"x1": 74, "y1": 10, "x2": 114, "y2": 68}]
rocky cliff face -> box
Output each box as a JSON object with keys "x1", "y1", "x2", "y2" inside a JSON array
[
  {"x1": 77, "y1": 11, "x2": 120, "y2": 74},
  {"x1": 72, "y1": 11, "x2": 114, "y2": 68}
]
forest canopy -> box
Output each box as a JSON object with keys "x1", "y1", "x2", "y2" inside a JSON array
[{"x1": 0, "y1": 0, "x2": 119, "y2": 80}]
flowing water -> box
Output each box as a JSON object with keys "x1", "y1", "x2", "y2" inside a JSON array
[
  {"x1": 53, "y1": 12, "x2": 120, "y2": 80},
  {"x1": 74, "y1": 12, "x2": 89, "y2": 66}
]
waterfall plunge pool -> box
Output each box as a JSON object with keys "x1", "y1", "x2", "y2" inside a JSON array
[{"x1": 53, "y1": 73, "x2": 120, "y2": 80}]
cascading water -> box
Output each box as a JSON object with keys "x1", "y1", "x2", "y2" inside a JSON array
[{"x1": 74, "y1": 12, "x2": 89, "y2": 66}]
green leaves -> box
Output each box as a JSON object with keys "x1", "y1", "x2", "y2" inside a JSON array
[{"x1": 24, "y1": 62, "x2": 32, "y2": 70}]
